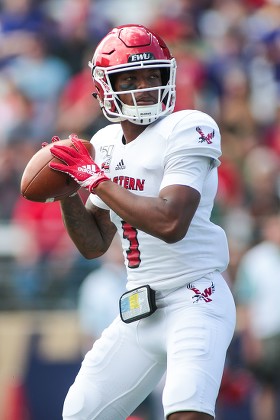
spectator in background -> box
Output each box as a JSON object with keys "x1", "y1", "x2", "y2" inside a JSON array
[
  {"x1": 4, "y1": 33, "x2": 71, "y2": 139},
  {"x1": 0, "y1": 0, "x2": 56, "y2": 67},
  {"x1": 78, "y1": 234, "x2": 126, "y2": 351},
  {"x1": 55, "y1": 50, "x2": 106, "y2": 139},
  {"x1": 43, "y1": 0, "x2": 113, "y2": 74},
  {"x1": 264, "y1": 102, "x2": 280, "y2": 159},
  {"x1": 10, "y1": 197, "x2": 83, "y2": 307},
  {"x1": 242, "y1": 146, "x2": 280, "y2": 225},
  {"x1": 234, "y1": 213, "x2": 280, "y2": 420},
  {"x1": 220, "y1": 145, "x2": 280, "y2": 281},
  {"x1": 0, "y1": 132, "x2": 36, "y2": 221},
  {"x1": 0, "y1": 78, "x2": 32, "y2": 145}
]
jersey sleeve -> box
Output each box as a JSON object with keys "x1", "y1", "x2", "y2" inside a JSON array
[
  {"x1": 89, "y1": 194, "x2": 110, "y2": 210},
  {"x1": 160, "y1": 112, "x2": 221, "y2": 192},
  {"x1": 166, "y1": 111, "x2": 222, "y2": 166},
  {"x1": 160, "y1": 155, "x2": 211, "y2": 193}
]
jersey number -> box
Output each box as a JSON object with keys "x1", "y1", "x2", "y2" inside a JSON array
[{"x1": 121, "y1": 221, "x2": 141, "y2": 268}]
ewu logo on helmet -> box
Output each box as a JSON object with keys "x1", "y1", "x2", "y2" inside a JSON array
[{"x1": 128, "y1": 53, "x2": 155, "y2": 62}]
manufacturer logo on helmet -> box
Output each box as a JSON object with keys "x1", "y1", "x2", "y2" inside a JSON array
[{"x1": 128, "y1": 52, "x2": 155, "y2": 62}]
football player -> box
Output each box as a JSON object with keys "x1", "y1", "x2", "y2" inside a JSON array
[{"x1": 50, "y1": 24, "x2": 236, "y2": 420}]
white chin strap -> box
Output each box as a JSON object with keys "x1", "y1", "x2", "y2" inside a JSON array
[{"x1": 121, "y1": 103, "x2": 163, "y2": 125}]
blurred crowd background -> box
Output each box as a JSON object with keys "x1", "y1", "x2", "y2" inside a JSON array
[{"x1": 0, "y1": 0, "x2": 280, "y2": 419}]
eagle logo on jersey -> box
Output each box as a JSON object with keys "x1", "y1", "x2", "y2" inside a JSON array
[
  {"x1": 196, "y1": 126, "x2": 215, "y2": 144},
  {"x1": 187, "y1": 282, "x2": 215, "y2": 303}
]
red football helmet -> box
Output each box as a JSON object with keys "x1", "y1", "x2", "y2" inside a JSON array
[{"x1": 88, "y1": 24, "x2": 177, "y2": 125}]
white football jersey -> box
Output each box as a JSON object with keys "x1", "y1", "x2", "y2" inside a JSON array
[{"x1": 89, "y1": 110, "x2": 229, "y2": 291}]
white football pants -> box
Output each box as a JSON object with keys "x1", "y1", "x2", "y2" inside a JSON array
[{"x1": 63, "y1": 271, "x2": 236, "y2": 420}]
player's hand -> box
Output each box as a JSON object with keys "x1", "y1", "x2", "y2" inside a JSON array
[{"x1": 50, "y1": 134, "x2": 109, "y2": 193}]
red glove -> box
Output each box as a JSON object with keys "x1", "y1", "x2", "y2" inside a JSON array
[
  {"x1": 50, "y1": 136, "x2": 109, "y2": 193},
  {"x1": 41, "y1": 135, "x2": 60, "y2": 148}
]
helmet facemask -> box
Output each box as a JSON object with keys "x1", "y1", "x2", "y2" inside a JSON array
[{"x1": 90, "y1": 58, "x2": 177, "y2": 125}]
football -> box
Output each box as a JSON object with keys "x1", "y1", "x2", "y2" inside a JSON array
[{"x1": 20, "y1": 138, "x2": 95, "y2": 202}]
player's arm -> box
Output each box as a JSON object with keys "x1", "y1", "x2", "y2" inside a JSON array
[
  {"x1": 50, "y1": 137, "x2": 200, "y2": 244},
  {"x1": 95, "y1": 181, "x2": 200, "y2": 243},
  {"x1": 59, "y1": 194, "x2": 116, "y2": 259}
]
